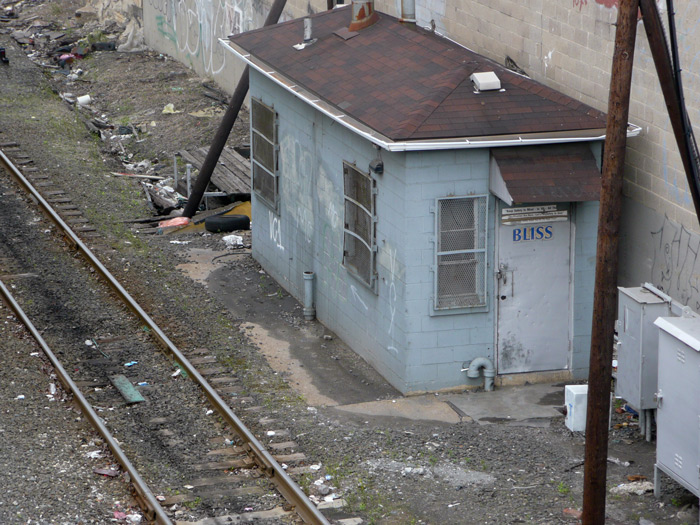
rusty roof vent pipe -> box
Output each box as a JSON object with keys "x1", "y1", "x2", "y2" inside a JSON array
[
  {"x1": 399, "y1": 0, "x2": 416, "y2": 24},
  {"x1": 348, "y1": 0, "x2": 379, "y2": 31}
]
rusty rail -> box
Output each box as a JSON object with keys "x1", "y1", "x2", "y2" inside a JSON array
[
  {"x1": 0, "y1": 149, "x2": 330, "y2": 525},
  {"x1": 0, "y1": 278, "x2": 173, "y2": 525}
]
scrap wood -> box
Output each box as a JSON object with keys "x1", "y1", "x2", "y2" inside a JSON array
[{"x1": 111, "y1": 172, "x2": 164, "y2": 180}]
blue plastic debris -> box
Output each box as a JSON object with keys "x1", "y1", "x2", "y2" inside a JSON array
[
  {"x1": 124, "y1": 361, "x2": 138, "y2": 367},
  {"x1": 623, "y1": 404, "x2": 638, "y2": 417}
]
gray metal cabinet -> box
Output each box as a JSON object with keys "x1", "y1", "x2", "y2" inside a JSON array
[
  {"x1": 653, "y1": 316, "x2": 700, "y2": 499},
  {"x1": 616, "y1": 286, "x2": 671, "y2": 410}
]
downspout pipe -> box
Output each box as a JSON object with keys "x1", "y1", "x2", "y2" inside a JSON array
[
  {"x1": 182, "y1": 0, "x2": 288, "y2": 218},
  {"x1": 303, "y1": 271, "x2": 316, "y2": 320},
  {"x1": 463, "y1": 357, "x2": 495, "y2": 391},
  {"x1": 399, "y1": 0, "x2": 416, "y2": 24}
]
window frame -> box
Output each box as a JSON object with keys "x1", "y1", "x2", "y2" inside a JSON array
[
  {"x1": 342, "y1": 161, "x2": 377, "y2": 291},
  {"x1": 432, "y1": 194, "x2": 489, "y2": 314},
  {"x1": 250, "y1": 97, "x2": 278, "y2": 211}
]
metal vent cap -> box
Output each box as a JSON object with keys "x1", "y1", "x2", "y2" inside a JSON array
[{"x1": 470, "y1": 71, "x2": 501, "y2": 91}]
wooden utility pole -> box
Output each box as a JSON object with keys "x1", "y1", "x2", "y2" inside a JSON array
[
  {"x1": 582, "y1": 0, "x2": 639, "y2": 522},
  {"x1": 639, "y1": 0, "x2": 700, "y2": 218}
]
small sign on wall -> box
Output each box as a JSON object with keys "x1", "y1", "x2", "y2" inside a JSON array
[{"x1": 501, "y1": 205, "x2": 568, "y2": 225}]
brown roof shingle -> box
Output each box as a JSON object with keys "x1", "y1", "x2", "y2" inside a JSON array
[
  {"x1": 492, "y1": 144, "x2": 602, "y2": 203},
  {"x1": 230, "y1": 7, "x2": 607, "y2": 141}
]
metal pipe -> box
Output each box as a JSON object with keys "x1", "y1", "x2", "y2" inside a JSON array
[
  {"x1": 182, "y1": 0, "x2": 288, "y2": 218},
  {"x1": 463, "y1": 357, "x2": 495, "y2": 391},
  {"x1": 582, "y1": 1, "x2": 639, "y2": 522},
  {"x1": 399, "y1": 0, "x2": 416, "y2": 24},
  {"x1": 173, "y1": 154, "x2": 178, "y2": 188},
  {"x1": 0, "y1": 279, "x2": 173, "y2": 525},
  {"x1": 303, "y1": 271, "x2": 316, "y2": 320},
  {"x1": 303, "y1": 17, "x2": 313, "y2": 42}
]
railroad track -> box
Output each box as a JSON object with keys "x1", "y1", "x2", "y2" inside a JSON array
[{"x1": 0, "y1": 147, "x2": 330, "y2": 524}]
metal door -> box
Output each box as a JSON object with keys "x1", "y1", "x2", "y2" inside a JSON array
[{"x1": 496, "y1": 204, "x2": 572, "y2": 374}]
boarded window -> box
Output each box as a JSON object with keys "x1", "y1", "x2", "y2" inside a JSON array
[
  {"x1": 343, "y1": 162, "x2": 376, "y2": 288},
  {"x1": 251, "y1": 98, "x2": 277, "y2": 208},
  {"x1": 435, "y1": 196, "x2": 488, "y2": 309}
]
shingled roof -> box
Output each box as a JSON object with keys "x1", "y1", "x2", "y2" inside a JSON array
[{"x1": 228, "y1": 6, "x2": 608, "y2": 144}]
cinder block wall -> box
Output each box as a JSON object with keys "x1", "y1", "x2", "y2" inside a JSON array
[
  {"x1": 376, "y1": 0, "x2": 700, "y2": 308},
  {"x1": 249, "y1": 70, "x2": 412, "y2": 391},
  {"x1": 401, "y1": 149, "x2": 496, "y2": 392},
  {"x1": 142, "y1": 0, "x2": 329, "y2": 92}
]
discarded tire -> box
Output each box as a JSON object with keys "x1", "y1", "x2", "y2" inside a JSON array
[{"x1": 204, "y1": 214, "x2": 250, "y2": 233}]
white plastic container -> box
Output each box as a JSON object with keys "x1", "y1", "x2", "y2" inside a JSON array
[{"x1": 565, "y1": 384, "x2": 588, "y2": 431}]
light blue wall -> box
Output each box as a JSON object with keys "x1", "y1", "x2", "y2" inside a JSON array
[
  {"x1": 249, "y1": 69, "x2": 601, "y2": 392},
  {"x1": 249, "y1": 69, "x2": 410, "y2": 391},
  {"x1": 571, "y1": 200, "x2": 600, "y2": 377},
  {"x1": 401, "y1": 150, "x2": 496, "y2": 392}
]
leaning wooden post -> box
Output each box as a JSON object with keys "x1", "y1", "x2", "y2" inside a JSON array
[
  {"x1": 582, "y1": 0, "x2": 639, "y2": 523},
  {"x1": 182, "y1": 0, "x2": 288, "y2": 219}
]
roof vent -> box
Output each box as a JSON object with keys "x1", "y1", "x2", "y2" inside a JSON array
[{"x1": 470, "y1": 71, "x2": 501, "y2": 91}]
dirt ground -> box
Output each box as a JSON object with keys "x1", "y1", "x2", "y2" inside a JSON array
[{"x1": 1, "y1": 1, "x2": 699, "y2": 524}]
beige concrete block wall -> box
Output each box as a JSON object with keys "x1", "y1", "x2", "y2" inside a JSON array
[{"x1": 141, "y1": 0, "x2": 328, "y2": 93}]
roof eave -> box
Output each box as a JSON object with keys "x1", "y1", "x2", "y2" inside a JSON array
[{"x1": 221, "y1": 38, "x2": 642, "y2": 152}]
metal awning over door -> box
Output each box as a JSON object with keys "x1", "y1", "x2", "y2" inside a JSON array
[{"x1": 489, "y1": 143, "x2": 602, "y2": 205}]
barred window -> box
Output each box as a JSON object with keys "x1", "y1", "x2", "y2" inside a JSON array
[
  {"x1": 435, "y1": 196, "x2": 488, "y2": 310},
  {"x1": 251, "y1": 98, "x2": 277, "y2": 209},
  {"x1": 343, "y1": 162, "x2": 376, "y2": 288}
]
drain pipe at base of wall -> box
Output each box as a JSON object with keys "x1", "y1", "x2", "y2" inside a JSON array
[
  {"x1": 303, "y1": 271, "x2": 316, "y2": 321},
  {"x1": 462, "y1": 357, "x2": 495, "y2": 391}
]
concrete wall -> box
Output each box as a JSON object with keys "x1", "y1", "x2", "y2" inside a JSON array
[
  {"x1": 374, "y1": 0, "x2": 700, "y2": 310},
  {"x1": 142, "y1": 0, "x2": 328, "y2": 92},
  {"x1": 401, "y1": 150, "x2": 496, "y2": 392},
  {"x1": 248, "y1": 69, "x2": 412, "y2": 390},
  {"x1": 572, "y1": 200, "x2": 599, "y2": 376},
  {"x1": 248, "y1": 69, "x2": 601, "y2": 391}
]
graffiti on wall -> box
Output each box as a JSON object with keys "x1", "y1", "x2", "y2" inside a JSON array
[
  {"x1": 650, "y1": 214, "x2": 700, "y2": 309},
  {"x1": 573, "y1": 0, "x2": 587, "y2": 12},
  {"x1": 269, "y1": 210, "x2": 285, "y2": 251},
  {"x1": 386, "y1": 246, "x2": 398, "y2": 356},
  {"x1": 279, "y1": 133, "x2": 317, "y2": 244},
  {"x1": 148, "y1": 0, "x2": 254, "y2": 76}
]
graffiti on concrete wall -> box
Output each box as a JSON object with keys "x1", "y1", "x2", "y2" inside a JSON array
[
  {"x1": 148, "y1": 0, "x2": 254, "y2": 75},
  {"x1": 650, "y1": 214, "x2": 700, "y2": 309},
  {"x1": 386, "y1": 246, "x2": 398, "y2": 356},
  {"x1": 269, "y1": 210, "x2": 285, "y2": 251}
]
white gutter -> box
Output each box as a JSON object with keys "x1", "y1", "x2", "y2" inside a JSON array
[{"x1": 220, "y1": 39, "x2": 642, "y2": 152}]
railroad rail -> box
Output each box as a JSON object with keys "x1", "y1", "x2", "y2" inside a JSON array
[{"x1": 0, "y1": 148, "x2": 330, "y2": 525}]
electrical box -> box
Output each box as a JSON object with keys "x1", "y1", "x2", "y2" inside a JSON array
[
  {"x1": 616, "y1": 286, "x2": 671, "y2": 410},
  {"x1": 653, "y1": 316, "x2": 700, "y2": 498},
  {"x1": 564, "y1": 385, "x2": 588, "y2": 432}
]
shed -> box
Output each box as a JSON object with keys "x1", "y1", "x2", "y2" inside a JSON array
[{"x1": 223, "y1": 5, "x2": 630, "y2": 393}]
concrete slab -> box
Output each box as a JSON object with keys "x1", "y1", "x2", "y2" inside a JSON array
[
  {"x1": 200, "y1": 248, "x2": 569, "y2": 427},
  {"x1": 334, "y1": 396, "x2": 463, "y2": 424},
  {"x1": 444, "y1": 383, "x2": 565, "y2": 426}
]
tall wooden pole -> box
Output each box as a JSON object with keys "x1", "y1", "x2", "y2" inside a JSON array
[{"x1": 582, "y1": 0, "x2": 639, "y2": 523}]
